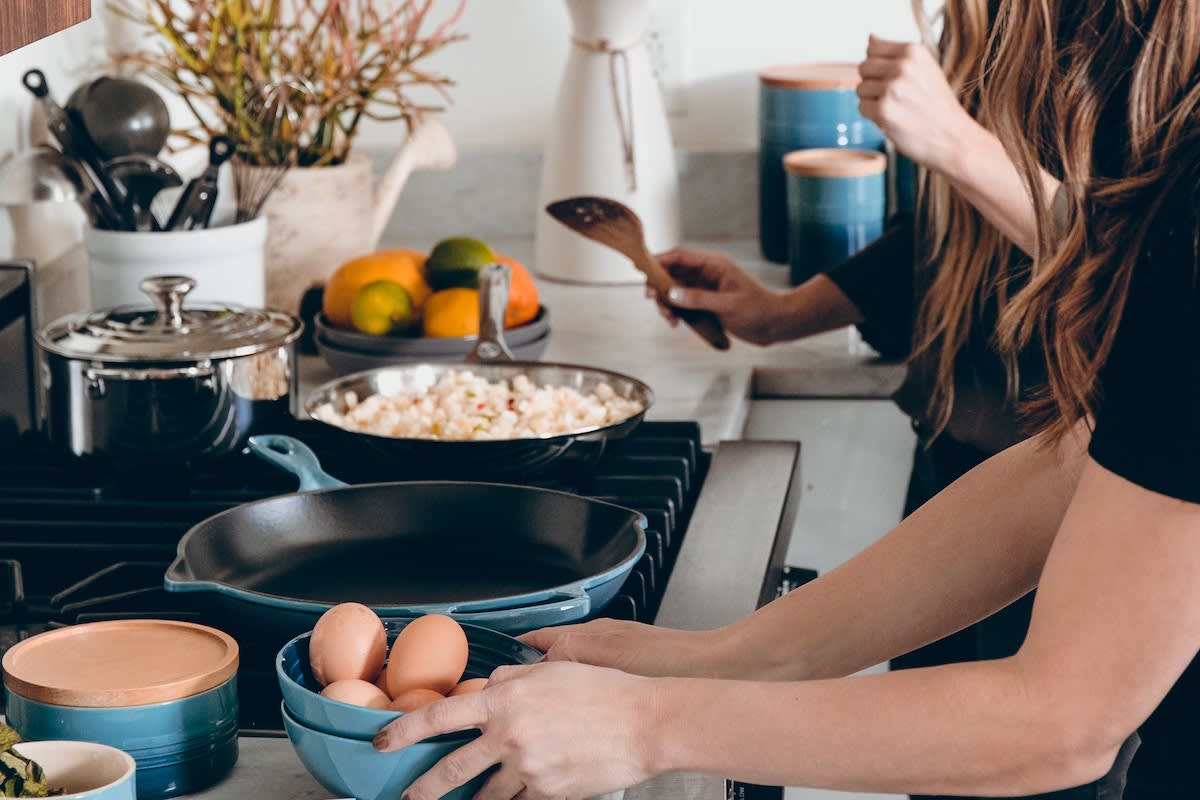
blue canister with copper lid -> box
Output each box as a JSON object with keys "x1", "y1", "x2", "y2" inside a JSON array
[
  {"x1": 759, "y1": 63, "x2": 885, "y2": 263},
  {"x1": 784, "y1": 148, "x2": 887, "y2": 286}
]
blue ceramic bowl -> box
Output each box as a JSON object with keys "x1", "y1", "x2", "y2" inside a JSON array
[
  {"x1": 11, "y1": 741, "x2": 137, "y2": 800},
  {"x1": 283, "y1": 703, "x2": 486, "y2": 800},
  {"x1": 4, "y1": 678, "x2": 239, "y2": 800},
  {"x1": 278, "y1": 618, "x2": 542, "y2": 741}
]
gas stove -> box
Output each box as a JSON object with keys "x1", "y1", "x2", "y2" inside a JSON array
[{"x1": 0, "y1": 419, "x2": 712, "y2": 735}]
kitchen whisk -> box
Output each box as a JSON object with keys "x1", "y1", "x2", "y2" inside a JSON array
[{"x1": 232, "y1": 79, "x2": 317, "y2": 223}]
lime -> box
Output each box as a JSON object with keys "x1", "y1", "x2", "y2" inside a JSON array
[
  {"x1": 350, "y1": 280, "x2": 415, "y2": 336},
  {"x1": 425, "y1": 236, "x2": 497, "y2": 291}
]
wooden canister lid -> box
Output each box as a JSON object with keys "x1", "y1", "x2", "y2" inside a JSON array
[
  {"x1": 783, "y1": 148, "x2": 887, "y2": 178},
  {"x1": 2, "y1": 620, "x2": 239, "y2": 708},
  {"x1": 760, "y1": 63, "x2": 861, "y2": 90}
]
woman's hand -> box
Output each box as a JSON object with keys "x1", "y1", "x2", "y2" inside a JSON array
[
  {"x1": 520, "y1": 618, "x2": 728, "y2": 678},
  {"x1": 373, "y1": 662, "x2": 658, "y2": 800},
  {"x1": 857, "y1": 35, "x2": 979, "y2": 174},
  {"x1": 649, "y1": 248, "x2": 784, "y2": 346}
]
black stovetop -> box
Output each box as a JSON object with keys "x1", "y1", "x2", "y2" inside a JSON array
[{"x1": 0, "y1": 420, "x2": 708, "y2": 735}]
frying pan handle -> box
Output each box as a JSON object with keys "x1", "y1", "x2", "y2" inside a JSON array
[
  {"x1": 447, "y1": 590, "x2": 592, "y2": 631},
  {"x1": 247, "y1": 435, "x2": 347, "y2": 491}
]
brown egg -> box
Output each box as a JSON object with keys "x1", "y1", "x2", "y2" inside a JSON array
[
  {"x1": 448, "y1": 678, "x2": 488, "y2": 696},
  {"x1": 386, "y1": 614, "x2": 469, "y2": 697},
  {"x1": 320, "y1": 679, "x2": 391, "y2": 709},
  {"x1": 309, "y1": 603, "x2": 387, "y2": 686},
  {"x1": 374, "y1": 669, "x2": 392, "y2": 698},
  {"x1": 387, "y1": 687, "x2": 445, "y2": 712}
]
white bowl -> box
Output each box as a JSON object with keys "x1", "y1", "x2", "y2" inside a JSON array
[{"x1": 11, "y1": 741, "x2": 137, "y2": 800}]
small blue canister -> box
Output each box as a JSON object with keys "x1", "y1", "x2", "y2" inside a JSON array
[
  {"x1": 759, "y1": 63, "x2": 885, "y2": 264},
  {"x1": 784, "y1": 149, "x2": 887, "y2": 286}
]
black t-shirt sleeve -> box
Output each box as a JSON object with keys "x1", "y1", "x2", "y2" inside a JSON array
[
  {"x1": 823, "y1": 215, "x2": 916, "y2": 361},
  {"x1": 1088, "y1": 173, "x2": 1200, "y2": 502}
]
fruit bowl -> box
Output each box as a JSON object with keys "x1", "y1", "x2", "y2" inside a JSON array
[
  {"x1": 315, "y1": 330, "x2": 550, "y2": 374},
  {"x1": 313, "y1": 306, "x2": 551, "y2": 356}
]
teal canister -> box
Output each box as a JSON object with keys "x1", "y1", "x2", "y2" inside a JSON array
[
  {"x1": 784, "y1": 149, "x2": 887, "y2": 286},
  {"x1": 759, "y1": 63, "x2": 885, "y2": 264}
]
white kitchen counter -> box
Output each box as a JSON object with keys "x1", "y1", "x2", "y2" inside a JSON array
[{"x1": 301, "y1": 238, "x2": 908, "y2": 447}]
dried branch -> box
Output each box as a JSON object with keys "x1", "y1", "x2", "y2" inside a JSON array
[{"x1": 111, "y1": 0, "x2": 467, "y2": 167}]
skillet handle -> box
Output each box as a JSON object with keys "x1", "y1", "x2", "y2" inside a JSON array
[
  {"x1": 247, "y1": 435, "x2": 348, "y2": 491},
  {"x1": 447, "y1": 591, "x2": 592, "y2": 633}
]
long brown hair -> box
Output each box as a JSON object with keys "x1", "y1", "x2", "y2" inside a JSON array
[
  {"x1": 908, "y1": 0, "x2": 1017, "y2": 438},
  {"x1": 913, "y1": 0, "x2": 1200, "y2": 441},
  {"x1": 987, "y1": 0, "x2": 1199, "y2": 440}
]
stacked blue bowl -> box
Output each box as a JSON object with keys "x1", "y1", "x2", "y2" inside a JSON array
[{"x1": 276, "y1": 618, "x2": 543, "y2": 800}]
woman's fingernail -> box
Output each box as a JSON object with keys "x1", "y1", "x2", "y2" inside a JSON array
[
  {"x1": 667, "y1": 288, "x2": 684, "y2": 304},
  {"x1": 373, "y1": 733, "x2": 389, "y2": 751}
]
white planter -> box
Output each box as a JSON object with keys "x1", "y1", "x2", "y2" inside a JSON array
[
  {"x1": 86, "y1": 216, "x2": 267, "y2": 309},
  {"x1": 254, "y1": 152, "x2": 376, "y2": 314}
]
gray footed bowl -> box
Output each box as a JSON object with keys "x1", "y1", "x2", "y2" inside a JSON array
[
  {"x1": 314, "y1": 306, "x2": 550, "y2": 355},
  {"x1": 316, "y1": 331, "x2": 550, "y2": 375}
]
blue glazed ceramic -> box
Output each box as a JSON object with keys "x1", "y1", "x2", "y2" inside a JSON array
[
  {"x1": 5, "y1": 678, "x2": 238, "y2": 754},
  {"x1": 278, "y1": 618, "x2": 543, "y2": 741},
  {"x1": 4, "y1": 679, "x2": 239, "y2": 800},
  {"x1": 783, "y1": 149, "x2": 887, "y2": 286},
  {"x1": 11, "y1": 741, "x2": 137, "y2": 800},
  {"x1": 165, "y1": 436, "x2": 647, "y2": 637},
  {"x1": 128, "y1": 728, "x2": 238, "y2": 800},
  {"x1": 283, "y1": 703, "x2": 488, "y2": 800},
  {"x1": 759, "y1": 63, "x2": 886, "y2": 264}
]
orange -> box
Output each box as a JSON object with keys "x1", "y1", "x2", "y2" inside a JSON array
[
  {"x1": 324, "y1": 250, "x2": 431, "y2": 329},
  {"x1": 496, "y1": 254, "x2": 539, "y2": 328},
  {"x1": 422, "y1": 288, "x2": 480, "y2": 338}
]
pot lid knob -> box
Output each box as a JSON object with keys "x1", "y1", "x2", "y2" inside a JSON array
[{"x1": 139, "y1": 275, "x2": 195, "y2": 330}]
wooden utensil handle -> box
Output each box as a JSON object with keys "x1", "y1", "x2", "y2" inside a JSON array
[{"x1": 633, "y1": 250, "x2": 731, "y2": 351}]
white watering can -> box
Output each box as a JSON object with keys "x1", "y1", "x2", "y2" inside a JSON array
[{"x1": 260, "y1": 115, "x2": 459, "y2": 312}]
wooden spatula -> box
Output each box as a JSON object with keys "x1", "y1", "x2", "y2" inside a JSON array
[{"x1": 545, "y1": 196, "x2": 731, "y2": 351}]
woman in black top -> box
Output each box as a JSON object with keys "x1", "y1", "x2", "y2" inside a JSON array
[{"x1": 373, "y1": 2, "x2": 1200, "y2": 797}]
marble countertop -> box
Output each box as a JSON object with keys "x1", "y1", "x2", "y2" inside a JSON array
[{"x1": 301, "y1": 239, "x2": 906, "y2": 445}]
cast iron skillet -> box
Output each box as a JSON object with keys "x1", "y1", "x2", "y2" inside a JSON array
[
  {"x1": 304, "y1": 264, "x2": 655, "y2": 479},
  {"x1": 163, "y1": 435, "x2": 647, "y2": 636}
]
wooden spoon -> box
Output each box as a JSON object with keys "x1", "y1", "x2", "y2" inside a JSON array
[{"x1": 545, "y1": 196, "x2": 731, "y2": 351}]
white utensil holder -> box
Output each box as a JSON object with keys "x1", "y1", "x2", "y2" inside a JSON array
[{"x1": 85, "y1": 216, "x2": 268, "y2": 310}]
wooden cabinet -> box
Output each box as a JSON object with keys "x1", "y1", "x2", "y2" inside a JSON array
[{"x1": 1, "y1": 1, "x2": 91, "y2": 57}]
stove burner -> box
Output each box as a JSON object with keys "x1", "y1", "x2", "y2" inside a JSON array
[{"x1": 0, "y1": 421, "x2": 708, "y2": 735}]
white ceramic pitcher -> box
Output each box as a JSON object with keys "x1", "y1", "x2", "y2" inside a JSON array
[{"x1": 535, "y1": 0, "x2": 682, "y2": 285}]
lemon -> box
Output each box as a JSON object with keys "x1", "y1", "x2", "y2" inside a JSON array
[
  {"x1": 425, "y1": 237, "x2": 497, "y2": 291},
  {"x1": 351, "y1": 280, "x2": 415, "y2": 336}
]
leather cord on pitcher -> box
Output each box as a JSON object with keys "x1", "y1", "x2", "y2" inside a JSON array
[{"x1": 571, "y1": 33, "x2": 646, "y2": 193}]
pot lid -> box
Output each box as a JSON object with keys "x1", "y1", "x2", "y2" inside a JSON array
[
  {"x1": 38, "y1": 275, "x2": 301, "y2": 362},
  {"x1": 2, "y1": 620, "x2": 239, "y2": 707}
]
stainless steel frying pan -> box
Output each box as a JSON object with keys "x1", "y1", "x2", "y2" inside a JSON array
[{"x1": 304, "y1": 264, "x2": 655, "y2": 478}]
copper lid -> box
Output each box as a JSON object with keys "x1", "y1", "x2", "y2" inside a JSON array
[
  {"x1": 2, "y1": 620, "x2": 239, "y2": 707},
  {"x1": 783, "y1": 148, "x2": 887, "y2": 178},
  {"x1": 760, "y1": 63, "x2": 862, "y2": 90}
]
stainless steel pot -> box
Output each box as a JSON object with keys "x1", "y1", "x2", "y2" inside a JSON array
[{"x1": 36, "y1": 275, "x2": 302, "y2": 469}]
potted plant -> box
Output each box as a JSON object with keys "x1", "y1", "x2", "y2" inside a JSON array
[{"x1": 112, "y1": 0, "x2": 467, "y2": 311}]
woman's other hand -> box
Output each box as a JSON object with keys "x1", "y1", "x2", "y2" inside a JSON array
[
  {"x1": 650, "y1": 247, "x2": 783, "y2": 346},
  {"x1": 520, "y1": 618, "x2": 728, "y2": 678},
  {"x1": 857, "y1": 35, "x2": 978, "y2": 174},
  {"x1": 373, "y1": 662, "x2": 658, "y2": 800}
]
